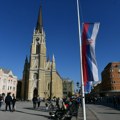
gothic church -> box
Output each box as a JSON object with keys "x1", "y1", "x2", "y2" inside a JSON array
[{"x1": 21, "y1": 6, "x2": 63, "y2": 100}]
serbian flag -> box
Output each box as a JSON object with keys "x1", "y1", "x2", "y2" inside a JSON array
[
  {"x1": 85, "y1": 81, "x2": 93, "y2": 93},
  {"x1": 82, "y1": 23, "x2": 100, "y2": 87}
]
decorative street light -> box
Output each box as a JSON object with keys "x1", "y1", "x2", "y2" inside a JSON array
[
  {"x1": 76, "y1": 82, "x2": 79, "y2": 93},
  {"x1": 76, "y1": 82, "x2": 81, "y2": 94},
  {"x1": 76, "y1": 82, "x2": 80, "y2": 88}
]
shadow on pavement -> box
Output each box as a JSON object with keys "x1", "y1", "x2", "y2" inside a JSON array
[
  {"x1": 98, "y1": 112, "x2": 120, "y2": 114},
  {"x1": 23, "y1": 106, "x2": 52, "y2": 112},
  {"x1": 15, "y1": 110, "x2": 49, "y2": 119}
]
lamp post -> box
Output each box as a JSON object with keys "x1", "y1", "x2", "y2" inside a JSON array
[
  {"x1": 76, "y1": 82, "x2": 79, "y2": 92},
  {"x1": 76, "y1": 82, "x2": 81, "y2": 94}
]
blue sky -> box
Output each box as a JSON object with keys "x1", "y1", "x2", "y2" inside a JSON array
[{"x1": 0, "y1": 0, "x2": 120, "y2": 87}]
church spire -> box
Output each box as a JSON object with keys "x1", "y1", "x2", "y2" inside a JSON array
[
  {"x1": 52, "y1": 54, "x2": 55, "y2": 62},
  {"x1": 23, "y1": 56, "x2": 29, "y2": 73},
  {"x1": 25, "y1": 56, "x2": 28, "y2": 64},
  {"x1": 36, "y1": 6, "x2": 43, "y2": 33},
  {"x1": 52, "y1": 54, "x2": 56, "y2": 70}
]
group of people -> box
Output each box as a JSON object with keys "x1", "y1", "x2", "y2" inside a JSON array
[
  {"x1": 0, "y1": 92, "x2": 16, "y2": 112},
  {"x1": 32, "y1": 95, "x2": 41, "y2": 109}
]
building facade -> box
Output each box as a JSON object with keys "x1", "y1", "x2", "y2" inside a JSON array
[
  {"x1": 21, "y1": 6, "x2": 63, "y2": 100},
  {"x1": 0, "y1": 68, "x2": 17, "y2": 97},
  {"x1": 101, "y1": 62, "x2": 120, "y2": 96},
  {"x1": 63, "y1": 78, "x2": 74, "y2": 97}
]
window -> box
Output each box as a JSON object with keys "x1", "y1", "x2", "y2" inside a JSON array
[
  {"x1": 13, "y1": 87, "x2": 15, "y2": 91},
  {"x1": 110, "y1": 69, "x2": 113, "y2": 72},
  {"x1": 10, "y1": 86, "x2": 12, "y2": 90},
  {"x1": 2, "y1": 85, "x2": 5, "y2": 90},
  {"x1": 36, "y1": 43, "x2": 40, "y2": 54}
]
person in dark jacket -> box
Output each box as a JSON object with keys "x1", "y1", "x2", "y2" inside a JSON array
[
  {"x1": 12, "y1": 94, "x2": 16, "y2": 111},
  {"x1": 32, "y1": 96, "x2": 38, "y2": 109},
  {"x1": 5, "y1": 93, "x2": 12, "y2": 111},
  {"x1": 37, "y1": 95, "x2": 41, "y2": 108}
]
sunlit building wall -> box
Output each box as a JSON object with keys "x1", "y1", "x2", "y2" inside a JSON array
[{"x1": 0, "y1": 68, "x2": 17, "y2": 96}]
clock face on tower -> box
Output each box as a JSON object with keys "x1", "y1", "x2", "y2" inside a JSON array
[{"x1": 36, "y1": 37, "x2": 39, "y2": 41}]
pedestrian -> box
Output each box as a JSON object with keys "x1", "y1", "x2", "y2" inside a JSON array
[
  {"x1": 76, "y1": 96, "x2": 81, "y2": 107},
  {"x1": 37, "y1": 95, "x2": 41, "y2": 108},
  {"x1": 45, "y1": 101, "x2": 48, "y2": 110},
  {"x1": 5, "y1": 92, "x2": 12, "y2": 111},
  {"x1": 12, "y1": 94, "x2": 16, "y2": 111},
  {"x1": 56, "y1": 97, "x2": 60, "y2": 109},
  {"x1": 0, "y1": 94, "x2": 4, "y2": 110},
  {"x1": 32, "y1": 95, "x2": 38, "y2": 109}
]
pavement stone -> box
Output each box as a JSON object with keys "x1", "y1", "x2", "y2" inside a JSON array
[
  {"x1": 72, "y1": 105, "x2": 98, "y2": 120},
  {"x1": 0, "y1": 102, "x2": 100, "y2": 120}
]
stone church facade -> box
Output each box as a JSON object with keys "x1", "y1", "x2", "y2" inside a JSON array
[{"x1": 21, "y1": 7, "x2": 63, "y2": 100}]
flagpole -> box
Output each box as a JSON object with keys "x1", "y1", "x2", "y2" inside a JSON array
[{"x1": 76, "y1": 0, "x2": 86, "y2": 120}]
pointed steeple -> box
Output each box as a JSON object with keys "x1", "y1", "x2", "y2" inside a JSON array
[
  {"x1": 52, "y1": 54, "x2": 55, "y2": 62},
  {"x1": 52, "y1": 54, "x2": 56, "y2": 70},
  {"x1": 36, "y1": 6, "x2": 43, "y2": 33},
  {"x1": 25, "y1": 56, "x2": 28, "y2": 64},
  {"x1": 23, "y1": 56, "x2": 29, "y2": 72}
]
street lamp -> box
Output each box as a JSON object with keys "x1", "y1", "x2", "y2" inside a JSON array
[
  {"x1": 76, "y1": 82, "x2": 79, "y2": 94},
  {"x1": 76, "y1": 82, "x2": 80, "y2": 88},
  {"x1": 76, "y1": 82, "x2": 81, "y2": 94}
]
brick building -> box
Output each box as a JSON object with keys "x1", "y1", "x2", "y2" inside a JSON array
[{"x1": 101, "y1": 62, "x2": 120, "y2": 96}]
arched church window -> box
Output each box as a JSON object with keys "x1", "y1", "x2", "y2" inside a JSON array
[{"x1": 36, "y1": 43, "x2": 40, "y2": 54}]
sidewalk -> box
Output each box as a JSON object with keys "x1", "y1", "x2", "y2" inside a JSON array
[{"x1": 72, "y1": 105, "x2": 98, "y2": 120}]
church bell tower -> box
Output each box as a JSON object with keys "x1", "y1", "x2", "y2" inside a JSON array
[{"x1": 28, "y1": 6, "x2": 47, "y2": 100}]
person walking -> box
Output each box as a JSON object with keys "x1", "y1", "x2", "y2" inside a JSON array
[
  {"x1": 32, "y1": 95, "x2": 38, "y2": 109},
  {"x1": 12, "y1": 94, "x2": 16, "y2": 111},
  {"x1": 37, "y1": 95, "x2": 41, "y2": 108},
  {"x1": 56, "y1": 97, "x2": 60, "y2": 109},
  {"x1": 5, "y1": 93, "x2": 12, "y2": 111}
]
